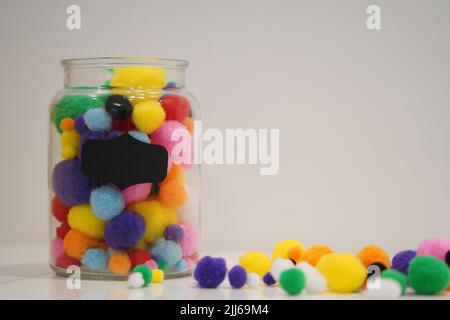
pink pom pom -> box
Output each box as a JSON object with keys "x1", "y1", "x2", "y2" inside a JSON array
[
  {"x1": 417, "y1": 238, "x2": 450, "y2": 261},
  {"x1": 151, "y1": 121, "x2": 191, "y2": 164},
  {"x1": 180, "y1": 224, "x2": 198, "y2": 257},
  {"x1": 145, "y1": 259, "x2": 158, "y2": 269},
  {"x1": 51, "y1": 237, "x2": 64, "y2": 263},
  {"x1": 122, "y1": 183, "x2": 152, "y2": 205}
]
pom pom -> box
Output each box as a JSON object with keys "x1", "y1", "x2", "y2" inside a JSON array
[
  {"x1": 51, "y1": 196, "x2": 70, "y2": 222},
  {"x1": 246, "y1": 272, "x2": 261, "y2": 288},
  {"x1": 131, "y1": 101, "x2": 165, "y2": 133},
  {"x1": 263, "y1": 272, "x2": 276, "y2": 286},
  {"x1": 129, "y1": 200, "x2": 178, "y2": 244},
  {"x1": 239, "y1": 251, "x2": 271, "y2": 277},
  {"x1": 287, "y1": 245, "x2": 305, "y2": 264},
  {"x1": 158, "y1": 181, "x2": 187, "y2": 209},
  {"x1": 145, "y1": 259, "x2": 158, "y2": 269},
  {"x1": 105, "y1": 212, "x2": 146, "y2": 250},
  {"x1": 182, "y1": 117, "x2": 194, "y2": 134},
  {"x1": 63, "y1": 229, "x2": 99, "y2": 260},
  {"x1": 112, "y1": 117, "x2": 136, "y2": 131},
  {"x1": 56, "y1": 253, "x2": 80, "y2": 269},
  {"x1": 160, "y1": 94, "x2": 190, "y2": 122},
  {"x1": 110, "y1": 66, "x2": 166, "y2": 89},
  {"x1": 84, "y1": 108, "x2": 112, "y2": 132},
  {"x1": 128, "y1": 130, "x2": 150, "y2": 143},
  {"x1": 164, "y1": 224, "x2": 184, "y2": 242},
  {"x1": 409, "y1": 256, "x2": 450, "y2": 295},
  {"x1": 90, "y1": 185, "x2": 125, "y2": 221},
  {"x1": 446, "y1": 250, "x2": 450, "y2": 267},
  {"x1": 157, "y1": 260, "x2": 169, "y2": 272},
  {"x1": 129, "y1": 249, "x2": 151, "y2": 268},
  {"x1": 60, "y1": 117, "x2": 75, "y2": 132},
  {"x1": 180, "y1": 224, "x2": 199, "y2": 257},
  {"x1": 150, "y1": 238, "x2": 182, "y2": 267},
  {"x1": 356, "y1": 245, "x2": 391, "y2": 268},
  {"x1": 150, "y1": 120, "x2": 189, "y2": 156},
  {"x1": 296, "y1": 261, "x2": 318, "y2": 276},
  {"x1": 228, "y1": 265, "x2": 247, "y2": 288},
  {"x1": 175, "y1": 259, "x2": 188, "y2": 272},
  {"x1": 81, "y1": 248, "x2": 109, "y2": 271},
  {"x1": 163, "y1": 164, "x2": 185, "y2": 184},
  {"x1": 52, "y1": 159, "x2": 96, "y2": 206},
  {"x1": 316, "y1": 253, "x2": 366, "y2": 293},
  {"x1": 302, "y1": 244, "x2": 333, "y2": 266},
  {"x1": 67, "y1": 204, "x2": 106, "y2": 240},
  {"x1": 391, "y1": 250, "x2": 416, "y2": 274},
  {"x1": 74, "y1": 114, "x2": 87, "y2": 134},
  {"x1": 105, "y1": 95, "x2": 132, "y2": 121},
  {"x1": 194, "y1": 256, "x2": 227, "y2": 288},
  {"x1": 61, "y1": 130, "x2": 80, "y2": 160},
  {"x1": 128, "y1": 272, "x2": 144, "y2": 288},
  {"x1": 152, "y1": 269, "x2": 164, "y2": 283},
  {"x1": 51, "y1": 238, "x2": 64, "y2": 263},
  {"x1": 56, "y1": 221, "x2": 70, "y2": 239},
  {"x1": 417, "y1": 238, "x2": 450, "y2": 262},
  {"x1": 270, "y1": 258, "x2": 294, "y2": 281},
  {"x1": 305, "y1": 274, "x2": 327, "y2": 294},
  {"x1": 362, "y1": 278, "x2": 402, "y2": 300},
  {"x1": 381, "y1": 269, "x2": 407, "y2": 295},
  {"x1": 272, "y1": 239, "x2": 305, "y2": 261},
  {"x1": 122, "y1": 183, "x2": 152, "y2": 206},
  {"x1": 132, "y1": 265, "x2": 152, "y2": 286},
  {"x1": 279, "y1": 268, "x2": 306, "y2": 295},
  {"x1": 108, "y1": 252, "x2": 132, "y2": 275}
]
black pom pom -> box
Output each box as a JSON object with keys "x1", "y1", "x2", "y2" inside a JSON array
[
  {"x1": 445, "y1": 250, "x2": 450, "y2": 267},
  {"x1": 105, "y1": 95, "x2": 132, "y2": 121}
]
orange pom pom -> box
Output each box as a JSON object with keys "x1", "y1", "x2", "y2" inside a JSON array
[
  {"x1": 158, "y1": 181, "x2": 187, "y2": 209},
  {"x1": 303, "y1": 244, "x2": 333, "y2": 266},
  {"x1": 163, "y1": 164, "x2": 185, "y2": 184},
  {"x1": 60, "y1": 118, "x2": 75, "y2": 132},
  {"x1": 108, "y1": 252, "x2": 132, "y2": 275},
  {"x1": 356, "y1": 245, "x2": 391, "y2": 268},
  {"x1": 63, "y1": 229, "x2": 99, "y2": 260},
  {"x1": 287, "y1": 245, "x2": 305, "y2": 263},
  {"x1": 183, "y1": 117, "x2": 194, "y2": 134}
]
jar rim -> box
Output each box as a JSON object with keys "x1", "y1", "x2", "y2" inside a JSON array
[{"x1": 61, "y1": 56, "x2": 189, "y2": 68}]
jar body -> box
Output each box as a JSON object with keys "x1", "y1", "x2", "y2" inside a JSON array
[{"x1": 49, "y1": 59, "x2": 200, "y2": 279}]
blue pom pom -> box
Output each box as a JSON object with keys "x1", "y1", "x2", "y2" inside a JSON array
[
  {"x1": 150, "y1": 238, "x2": 182, "y2": 267},
  {"x1": 228, "y1": 265, "x2": 247, "y2": 288},
  {"x1": 392, "y1": 250, "x2": 416, "y2": 274},
  {"x1": 194, "y1": 256, "x2": 227, "y2": 288},
  {"x1": 164, "y1": 224, "x2": 184, "y2": 243},
  {"x1": 175, "y1": 259, "x2": 188, "y2": 272},
  {"x1": 128, "y1": 131, "x2": 150, "y2": 143},
  {"x1": 84, "y1": 108, "x2": 112, "y2": 132},
  {"x1": 90, "y1": 185, "x2": 125, "y2": 221},
  {"x1": 263, "y1": 272, "x2": 276, "y2": 286},
  {"x1": 81, "y1": 248, "x2": 109, "y2": 271},
  {"x1": 105, "y1": 212, "x2": 145, "y2": 250}
]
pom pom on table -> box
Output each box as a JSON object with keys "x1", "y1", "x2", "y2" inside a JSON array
[
  {"x1": 164, "y1": 224, "x2": 184, "y2": 243},
  {"x1": 417, "y1": 238, "x2": 450, "y2": 262},
  {"x1": 63, "y1": 229, "x2": 99, "y2": 260},
  {"x1": 131, "y1": 265, "x2": 153, "y2": 287},
  {"x1": 160, "y1": 94, "x2": 190, "y2": 122},
  {"x1": 228, "y1": 265, "x2": 247, "y2": 288},
  {"x1": 84, "y1": 108, "x2": 112, "y2": 132},
  {"x1": 279, "y1": 268, "x2": 306, "y2": 295},
  {"x1": 131, "y1": 101, "x2": 166, "y2": 134},
  {"x1": 302, "y1": 244, "x2": 333, "y2": 266},
  {"x1": 391, "y1": 250, "x2": 416, "y2": 274},
  {"x1": 272, "y1": 239, "x2": 305, "y2": 261},
  {"x1": 51, "y1": 238, "x2": 64, "y2": 263},
  {"x1": 105, "y1": 212, "x2": 146, "y2": 250},
  {"x1": 51, "y1": 196, "x2": 70, "y2": 222},
  {"x1": 316, "y1": 253, "x2": 366, "y2": 293},
  {"x1": 270, "y1": 258, "x2": 294, "y2": 281},
  {"x1": 150, "y1": 238, "x2": 182, "y2": 267},
  {"x1": 152, "y1": 269, "x2": 165, "y2": 283},
  {"x1": 158, "y1": 181, "x2": 187, "y2": 209},
  {"x1": 129, "y1": 249, "x2": 152, "y2": 268},
  {"x1": 105, "y1": 95, "x2": 132, "y2": 121},
  {"x1": 90, "y1": 185, "x2": 125, "y2": 221},
  {"x1": 356, "y1": 245, "x2": 391, "y2": 269},
  {"x1": 108, "y1": 252, "x2": 132, "y2": 275},
  {"x1": 287, "y1": 245, "x2": 305, "y2": 264},
  {"x1": 305, "y1": 273, "x2": 327, "y2": 294},
  {"x1": 81, "y1": 248, "x2": 109, "y2": 271},
  {"x1": 194, "y1": 256, "x2": 227, "y2": 288},
  {"x1": 362, "y1": 278, "x2": 402, "y2": 300},
  {"x1": 68, "y1": 204, "x2": 106, "y2": 240},
  {"x1": 246, "y1": 273, "x2": 261, "y2": 288},
  {"x1": 128, "y1": 272, "x2": 145, "y2": 288},
  {"x1": 408, "y1": 255, "x2": 450, "y2": 295},
  {"x1": 263, "y1": 272, "x2": 276, "y2": 286},
  {"x1": 122, "y1": 183, "x2": 152, "y2": 206},
  {"x1": 239, "y1": 251, "x2": 271, "y2": 277},
  {"x1": 381, "y1": 269, "x2": 408, "y2": 295},
  {"x1": 52, "y1": 159, "x2": 96, "y2": 206}
]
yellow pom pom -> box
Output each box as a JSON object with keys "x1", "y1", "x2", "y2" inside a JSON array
[
  {"x1": 316, "y1": 253, "x2": 366, "y2": 293},
  {"x1": 61, "y1": 146, "x2": 77, "y2": 160},
  {"x1": 128, "y1": 200, "x2": 178, "y2": 244},
  {"x1": 239, "y1": 251, "x2": 271, "y2": 277},
  {"x1": 272, "y1": 239, "x2": 305, "y2": 261},
  {"x1": 61, "y1": 130, "x2": 80, "y2": 148},
  {"x1": 152, "y1": 269, "x2": 164, "y2": 283},
  {"x1": 68, "y1": 204, "x2": 106, "y2": 240},
  {"x1": 131, "y1": 101, "x2": 166, "y2": 133},
  {"x1": 110, "y1": 66, "x2": 166, "y2": 89}
]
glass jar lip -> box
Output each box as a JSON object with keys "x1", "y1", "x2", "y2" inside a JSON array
[{"x1": 61, "y1": 56, "x2": 189, "y2": 69}]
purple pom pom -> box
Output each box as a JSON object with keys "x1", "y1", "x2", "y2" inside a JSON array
[
  {"x1": 52, "y1": 159, "x2": 96, "y2": 206},
  {"x1": 228, "y1": 265, "x2": 247, "y2": 288},
  {"x1": 105, "y1": 211, "x2": 145, "y2": 250},
  {"x1": 164, "y1": 224, "x2": 184, "y2": 243},
  {"x1": 392, "y1": 250, "x2": 416, "y2": 274},
  {"x1": 263, "y1": 272, "x2": 276, "y2": 286},
  {"x1": 75, "y1": 114, "x2": 87, "y2": 134},
  {"x1": 194, "y1": 256, "x2": 227, "y2": 288}
]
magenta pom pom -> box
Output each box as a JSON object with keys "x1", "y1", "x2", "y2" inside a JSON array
[
  {"x1": 122, "y1": 183, "x2": 152, "y2": 205},
  {"x1": 194, "y1": 256, "x2": 227, "y2": 288},
  {"x1": 180, "y1": 224, "x2": 198, "y2": 257},
  {"x1": 51, "y1": 237, "x2": 64, "y2": 263},
  {"x1": 417, "y1": 238, "x2": 450, "y2": 262},
  {"x1": 150, "y1": 120, "x2": 189, "y2": 158}
]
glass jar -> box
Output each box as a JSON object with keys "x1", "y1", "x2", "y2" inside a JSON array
[{"x1": 49, "y1": 57, "x2": 200, "y2": 280}]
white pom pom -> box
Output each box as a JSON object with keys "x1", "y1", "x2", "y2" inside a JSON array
[
  {"x1": 128, "y1": 272, "x2": 145, "y2": 288},
  {"x1": 362, "y1": 279, "x2": 402, "y2": 300},
  {"x1": 305, "y1": 274, "x2": 327, "y2": 294},
  {"x1": 247, "y1": 272, "x2": 261, "y2": 288},
  {"x1": 270, "y1": 258, "x2": 294, "y2": 281},
  {"x1": 296, "y1": 261, "x2": 318, "y2": 276}
]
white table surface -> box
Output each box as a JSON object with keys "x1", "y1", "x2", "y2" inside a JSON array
[{"x1": 0, "y1": 244, "x2": 448, "y2": 300}]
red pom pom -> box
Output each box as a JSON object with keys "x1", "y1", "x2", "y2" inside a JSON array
[
  {"x1": 51, "y1": 196, "x2": 70, "y2": 222},
  {"x1": 112, "y1": 118, "x2": 136, "y2": 132},
  {"x1": 56, "y1": 221, "x2": 71, "y2": 239},
  {"x1": 161, "y1": 95, "x2": 190, "y2": 122},
  {"x1": 55, "y1": 253, "x2": 80, "y2": 268},
  {"x1": 128, "y1": 249, "x2": 151, "y2": 267}
]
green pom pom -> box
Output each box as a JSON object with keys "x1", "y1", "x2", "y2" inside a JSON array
[
  {"x1": 409, "y1": 256, "x2": 449, "y2": 295},
  {"x1": 157, "y1": 260, "x2": 168, "y2": 272},
  {"x1": 382, "y1": 269, "x2": 408, "y2": 295},
  {"x1": 279, "y1": 268, "x2": 306, "y2": 295},
  {"x1": 51, "y1": 94, "x2": 108, "y2": 133},
  {"x1": 132, "y1": 265, "x2": 153, "y2": 286}
]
